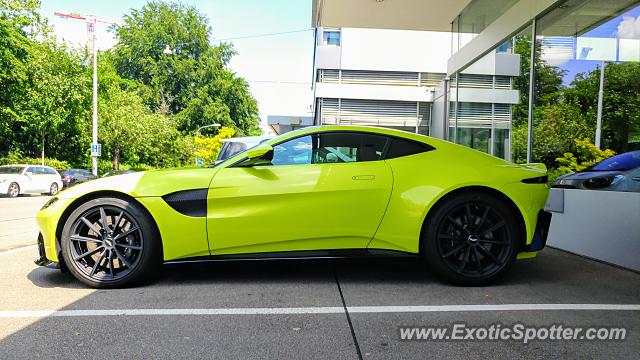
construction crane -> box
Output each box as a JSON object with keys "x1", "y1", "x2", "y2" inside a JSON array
[{"x1": 53, "y1": 12, "x2": 122, "y2": 176}]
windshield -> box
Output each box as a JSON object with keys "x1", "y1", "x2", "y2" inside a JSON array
[
  {"x1": 589, "y1": 151, "x2": 640, "y2": 171},
  {"x1": 0, "y1": 166, "x2": 25, "y2": 174}
]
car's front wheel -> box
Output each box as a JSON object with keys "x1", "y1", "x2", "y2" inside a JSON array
[
  {"x1": 423, "y1": 192, "x2": 520, "y2": 286},
  {"x1": 61, "y1": 197, "x2": 160, "y2": 288}
]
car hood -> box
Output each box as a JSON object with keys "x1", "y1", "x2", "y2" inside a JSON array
[
  {"x1": 56, "y1": 167, "x2": 220, "y2": 199},
  {"x1": 556, "y1": 170, "x2": 621, "y2": 181}
]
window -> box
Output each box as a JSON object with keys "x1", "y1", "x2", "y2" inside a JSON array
[
  {"x1": 385, "y1": 138, "x2": 433, "y2": 159},
  {"x1": 271, "y1": 135, "x2": 313, "y2": 165},
  {"x1": 314, "y1": 133, "x2": 387, "y2": 163},
  {"x1": 268, "y1": 132, "x2": 388, "y2": 166},
  {"x1": 322, "y1": 30, "x2": 340, "y2": 46},
  {"x1": 249, "y1": 132, "x2": 434, "y2": 167},
  {"x1": 44, "y1": 168, "x2": 58, "y2": 175},
  {"x1": 26, "y1": 167, "x2": 37, "y2": 174}
]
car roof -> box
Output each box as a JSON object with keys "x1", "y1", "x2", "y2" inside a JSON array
[
  {"x1": 1, "y1": 164, "x2": 54, "y2": 169},
  {"x1": 220, "y1": 135, "x2": 275, "y2": 145},
  {"x1": 263, "y1": 125, "x2": 447, "y2": 147}
]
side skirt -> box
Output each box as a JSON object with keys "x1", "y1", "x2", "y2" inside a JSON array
[{"x1": 163, "y1": 249, "x2": 420, "y2": 265}]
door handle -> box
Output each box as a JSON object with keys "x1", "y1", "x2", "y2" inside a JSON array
[{"x1": 352, "y1": 175, "x2": 375, "y2": 180}]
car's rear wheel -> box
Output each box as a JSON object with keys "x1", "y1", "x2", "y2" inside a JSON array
[
  {"x1": 7, "y1": 182, "x2": 19, "y2": 197},
  {"x1": 61, "y1": 197, "x2": 160, "y2": 288},
  {"x1": 49, "y1": 183, "x2": 59, "y2": 196},
  {"x1": 423, "y1": 192, "x2": 520, "y2": 285}
]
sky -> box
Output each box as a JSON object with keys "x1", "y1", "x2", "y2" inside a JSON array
[
  {"x1": 540, "y1": 5, "x2": 640, "y2": 85},
  {"x1": 38, "y1": 0, "x2": 315, "y2": 131}
]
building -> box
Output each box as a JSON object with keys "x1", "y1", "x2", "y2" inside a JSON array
[
  {"x1": 267, "y1": 115, "x2": 314, "y2": 135},
  {"x1": 312, "y1": 27, "x2": 520, "y2": 160},
  {"x1": 311, "y1": 0, "x2": 640, "y2": 161}
]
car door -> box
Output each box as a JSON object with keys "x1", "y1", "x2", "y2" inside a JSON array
[
  {"x1": 207, "y1": 132, "x2": 393, "y2": 255},
  {"x1": 23, "y1": 166, "x2": 42, "y2": 192},
  {"x1": 35, "y1": 167, "x2": 51, "y2": 192}
]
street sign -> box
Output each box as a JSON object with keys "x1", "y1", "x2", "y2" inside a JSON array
[
  {"x1": 195, "y1": 157, "x2": 204, "y2": 166},
  {"x1": 91, "y1": 143, "x2": 101, "y2": 157}
]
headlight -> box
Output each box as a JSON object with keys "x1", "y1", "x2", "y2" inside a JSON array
[
  {"x1": 584, "y1": 175, "x2": 624, "y2": 189},
  {"x1": 40, "y1": 197, "x2": 59, "y2": 210}
]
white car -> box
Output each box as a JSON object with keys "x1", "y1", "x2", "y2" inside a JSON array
[{"x1": 0, "y1": 165, "x2": 63, "y2": 197}]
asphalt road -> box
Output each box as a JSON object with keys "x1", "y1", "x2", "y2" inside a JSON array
[
  {"x1": 0, "y1": 196, "x2": 639, "y2": 359},
  {"x1": 0, "y1": 195, "x2": 50, "y2": 251}
]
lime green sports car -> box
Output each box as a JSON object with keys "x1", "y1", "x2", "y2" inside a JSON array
[{"x1": 35, "y1": 126, "x2": 551, "y2": 288}]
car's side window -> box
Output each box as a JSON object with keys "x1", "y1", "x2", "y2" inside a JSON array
[
  {"x1": 384, "y1": 137, "x2": 434, "y2": 159},
  {"x1": 271, "y1": 135, "x2": 313, "y2": 166},
  {"x1": 26, "y1": 166, "x2": 36, "y2": 174},
  {"x1": 313, "y1": 132, "x2": 387, "y2": 164}
]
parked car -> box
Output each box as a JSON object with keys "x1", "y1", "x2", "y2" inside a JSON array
[
  {"x1": 59, "y1": 169, "x2": 98, "y2": 188},
  {"x1": 0, "y1": 164, "x2": 62, "y2": 197},
  {"x1": 216, "y1": 135, "x2": 274, "y2": 163},
  {"x1": 102, "y1": 170, "x2": 136, "y2": 177},
  {"x1": 552, "y1": 150, "x2": 640, "y2": 192},
  {"x1": 35, "y1": 126, "x2": 551, "y2": 288}
]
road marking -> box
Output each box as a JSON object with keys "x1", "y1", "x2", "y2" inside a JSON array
[
  {"x1": 0, "y1": 244, "x2": 36, "y2": 255},
  {"x1": 1, "y1": 304, "x2": 638, "y2": 318}
]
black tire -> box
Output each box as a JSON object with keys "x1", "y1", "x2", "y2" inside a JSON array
[
  {"x1": 7, "y1": 182, "x2": 19, "y2": 197},
  {"x1": 423, "y1": 192, "x2": 520, "y2": 286},
  {"x1": 61, "y1": 197, "x2": 160, "y2": 288},
  {"x1": 49, "y1": 183, "x2": 59, "y2": 196}
]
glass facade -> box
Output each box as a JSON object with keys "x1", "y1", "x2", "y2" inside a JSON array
[{"x1": 449, "y1": 0, "x2": 640, "y2": 163}]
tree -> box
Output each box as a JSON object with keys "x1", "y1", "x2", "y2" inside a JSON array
[
  {"x1": 111, "y1": 1, "x2": 260, "y2": 135},
  {"x1": 0, "y1": 0, "x2": 90, "y2": 163},
  {"x1": 512, "y1": 101, "x2": 592, "y2": 165},
  {"x1": 564, "y1": 62, "x2": 640, "y2": 153},
  {"x1": 512, "y1": 36, "x2": 567, "y2": 126}
]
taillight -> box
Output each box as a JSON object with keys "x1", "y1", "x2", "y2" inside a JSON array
[
  {"x1": 521, "y1": 176, "x2": 548, "y2": 184},
  {"x1": 63, "y1": 176, "x2": 71, "y2": 181}
]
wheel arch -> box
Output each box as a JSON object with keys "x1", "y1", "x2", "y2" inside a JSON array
[
  {"x1": 419, "y1": 185, "x2": 527, "y2": 255},
  {"x1": 54, "y1": 190, "x2": 162, "y2": 263}
]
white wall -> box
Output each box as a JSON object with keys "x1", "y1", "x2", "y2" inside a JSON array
[
  {"x1": 315, "y1": 83, "x2": 433, "y2": 102},
  {"x1": 546, "y1": 189, "x2": 640, "y2": 272},
  {"x1": 339, "y1": 28, "x2": 452, "y2": 72}
]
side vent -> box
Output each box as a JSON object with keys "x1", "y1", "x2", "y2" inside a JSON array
[{"x1": 162, "y1": 189, "x2": 208, "y2": 217}]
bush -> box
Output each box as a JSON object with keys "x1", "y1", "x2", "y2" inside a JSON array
[
  {"x1": 0, "y1": 151, "x2": 71, "y2": 170},
  {"x1": 550, "y1": 138, "x2": 616, "y2": 182}
]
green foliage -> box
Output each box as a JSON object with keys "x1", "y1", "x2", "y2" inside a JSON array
[
  {"x1": 0, "y1": 151, "x2": 71, "y2": 169},
  {"x1": 193, "y1": 126, "x2": 235, "y2": 163},
  {"x1": 512, "y1": 36, "x2": 567, "y2": 126},
  {"x1": 111, "y1": 1, "x2": 260, "y2": 135},
  {"x1": 564, "y1": 62, "x2": 640, "y2": 153},
  {"x1": 512, "y1": 102, "x2": 592, "y2": 165},
  {"x1": 0, "y1": 0, "x2": 90, "y2": 164},
  {"x1": 556, "y1": 138, "x2": 616, "y2": 175},
  {"x1": 0, "y1": 0, "x2": 260, "y2": 171}
]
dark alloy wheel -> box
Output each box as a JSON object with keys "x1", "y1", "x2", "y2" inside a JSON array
[
  {"x1": 49, "y1": 183, "x2": 59, "y2": 196},
  {"x1": 423, "y1": 192, "x2": 520, "y2": 285},
  {"x1": 8, "y1": 182, "x2": 19, "y2": 197},
  {"x1": 61, "y1": 197, "x2": 160, "y2": 288}
]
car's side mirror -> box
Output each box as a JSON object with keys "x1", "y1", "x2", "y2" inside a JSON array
[{"x1": 246, "y1": 144, "x2": 273, "y2": 160}]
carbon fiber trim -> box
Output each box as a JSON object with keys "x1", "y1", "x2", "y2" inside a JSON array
[{"x1": 162, "y1": 189, "x2": 208, "y2": 217}]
